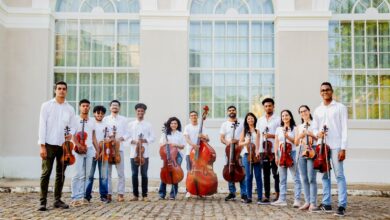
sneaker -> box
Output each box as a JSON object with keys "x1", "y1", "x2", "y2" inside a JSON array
[
  {"x1": 159, "y1": 196, "x2": 165, "y2": 200},
  {"x1": 142, "y1": 197, "x2": 150, "y2": 202},
  {"x1": 169, "y1": 196, "x2": 175, "y2": 200},
  {"x1": 335, "y1": 206, "x2": 346, "y2": 216},
  {"x1": 244, "y1": 198, "x2": 252, "y2": 204},
  {"x1": 117, "y1": 194, "x2": 125, "y2": 202},
  {"x1": 308, "y1": 204, "x2": 321, "y2": 213},
  {"x1": 271, "y1": 200, "x2": 287, "y2": 206},
  {"x1": 185, "y1": 192, "x2": 191, "y2": 198},
  {"x1": 299, "y1": 203, "x2": 310, "y2": 210},
  {"x1": 241, "y1": 195, "x2": 248, "y2": 203},
  {"x1": 37, "y1": 204, "x2": 47, "y2": 211},
  {"x1": 261, "y1": 198, "x2": 271, "y2": 204},
  {"x1": 319, "y1": 203, "x2": 333, "y2": 213},
  {"x1": 53, "y1": 200, "x2": 69, "y2": 209},
  {"x1": 257, "y1": 199, "x2": 269, "y2": 205},
  {"x1": 293, "y1": 200, "x2": 301, "y2": 208},
  {"x1": 130, "y1": 197, "x2": 139, "y2": 202},
  {"x1": 100, "y1": 198, "x2": 109, "y2": 203},
  {"x1": 224, "y1": 193, "x2": 236, "y2": 201}
]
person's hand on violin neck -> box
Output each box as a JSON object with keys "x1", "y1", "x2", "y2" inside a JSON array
[
  {"x1": 231, "y1": 139, "x2": 239, "y2": 144},
  {"x1": 338, "y1": 149, "x2": 346, "y2": 161},
  {"x1": 40, "y1": 144, "x2": 47, "y2": 160},
  {"x1": 65, "y1": 134, "x2": 72, "y2": 141},
  {"x1": 192, "y1": 144, "x2": 199, "y2": 151}
]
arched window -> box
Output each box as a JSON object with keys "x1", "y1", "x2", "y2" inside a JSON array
[
  {"x1": 189, "y1": 0, "x2": 274, "y2": 118},
  {"x1": 54, "y1": 0, "x2": 140, "y2": 116},
  {"x1": 329, "y1": 0, "x2": 390, "y2": 119}
]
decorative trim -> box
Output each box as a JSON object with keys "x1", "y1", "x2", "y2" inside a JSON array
[{"x1": 275, "y1": 11, "x2": 331, "y2": 32}]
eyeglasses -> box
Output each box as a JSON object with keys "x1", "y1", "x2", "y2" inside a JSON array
[{"x1": 321, "y1": 88, "x2": 332, "y2": 92}]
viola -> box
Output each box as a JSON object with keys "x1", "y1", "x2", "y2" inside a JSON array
[
  {"x1": 98, "y1": 127, "x2": 110, "y2": 161},
  {"x1": 134, "y1": 133, "x2": 146, "y2": 166},
  {"x1": 247, "y1": 131, "x2": 261, "y2": 175},
  {"x1": 222, "y1": 121, "x2": 245, "y2": 183},
  {"x1": 75, "y1": 119, "x2": 88, "y2": 154},
  {"x1": 108, "y1": 125, "x2": 121, "y2": 164},
  {"x1": 301, "y1": 122, "x2": 316, "y2": 159},
  {"x1": 262, "y1": 127, "x2": 274, "y2": 161},
  {"x1": 159, "y1": 128, "x2": 184, "y2": 185},
  {"x1": 313, "y1": 125, "x2": 331, "y2": 174},
  {"x1": 61, "y1": 126, "x2": 75, "y2": 165},
  {"x1": 278, "y1": 127, "x2": 294, "y2": 168},
  {"x1": 186, "y1": 106, "x2": 218, "y2": 196}
]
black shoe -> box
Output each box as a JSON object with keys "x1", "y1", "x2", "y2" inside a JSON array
[
  {"x1": 335, "y1": 206, "x2": 345, "y2": 216},
  {"x1": 225, "y1": 193, "x2": 236, "y2": 201},
  {"x1": 241, "y1": 195, "x2": 248, "y2": 203},
  {"x1": 319, "y1": 203, "x2": 332, "y2": 213},
  {"x1": 53, "y1": 200, "x2": 69, "y2": 209},
  {"x1": 244, "y1": 198, "x2": 252, "y2": 204},
  {"x1": 37, "y1": 204, "x2": 47, "y2": 211},
  {"x1": 101, "y1": 198, "x2": 109, "y2": 203},
  {"x1": 159, "y1": 196, "x2": 165, "y2": 200}
]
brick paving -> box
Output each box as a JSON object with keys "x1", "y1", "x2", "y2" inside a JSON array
[{"x1": 0, "y1": 192, "x2": 389, "y2": 219}]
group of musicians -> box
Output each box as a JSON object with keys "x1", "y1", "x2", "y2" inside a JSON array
[{"x1": 38, "y1": 81, "x2": 348, "y2": 217}]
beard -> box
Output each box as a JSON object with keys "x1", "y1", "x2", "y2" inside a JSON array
[{"x1": 229, "y1": 113, "x2": 236, "y2": 118}]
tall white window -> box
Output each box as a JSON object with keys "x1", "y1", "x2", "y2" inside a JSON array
[
  {"x1": 189, "y1": 0, "x2": 274, "y2": 118},
  {"x1": 329, "y1": 0, "x2": 390, "y2": 119},
  {"x1": 54, "y1": 0, "x2": 140, "y2": 116}
]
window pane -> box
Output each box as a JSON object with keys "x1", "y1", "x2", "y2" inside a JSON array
[
  {"x1": 368, "y1": 104, "x2": 379, "y2": 119},
  {"x1": 66, "y1": 73, "x2": 77, "y2": 84},
  {"x1": 189, "y1": 87, "x2": 200, "y2": 101},
  {"x1": 355, "y1": 104, "x2": 367, "y2": 119}
]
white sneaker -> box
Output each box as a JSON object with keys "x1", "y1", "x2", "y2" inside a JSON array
[
  {"x1": 271, "y1": 200, "x2": 287, "y2": 206},
  {"x1": 185, "y1": 192, "x2": 191, "y2": 198},
  {"x1": 293, "y1": 200, "x2": 301, "y2": 208}
]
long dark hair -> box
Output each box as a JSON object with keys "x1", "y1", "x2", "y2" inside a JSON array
[
  {"x1": 164, "y1": 117, "x2": 182, "y2": 135},
  {"x1": 298, "y1": 105, "x2": 313, "y2": 123},
  {"x1": 280, "y1": 109, "x2": 296, "y2": 131},
  {"x1": 244, "y1": 112, "x2": 258, "y2": 135}
]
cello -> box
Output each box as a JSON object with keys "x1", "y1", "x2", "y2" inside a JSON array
[
  {"x1": 278, "y1": 127, "x2": 294, "y2": 168},
  {"x1": 159, "y1": 128, "x2": 184, "y2": 185},
  {"x1": 61, "y1": 126, "x2": 75, "y2": 166},
  {"x1": 75, "y1": 119, "x2": 88, "y2": 154},
  {"x1": 262, "y1": 127, "x2": 274, "y2": 162},
  {"x1": 108, "y1": 125, "x2": 121, "y2": 164},
  {"x1": 186, "y1": 106, "x2": 218, "y2": 196},
  {"x1": 134, "y1": 133, "x2": 146, "y2": 166},
  {"x1": 313, "y1": 125, "x2": 331, "y2": 174},
  {"x1": 222, "y1": 121, "x2": 245, "y2": 183}
]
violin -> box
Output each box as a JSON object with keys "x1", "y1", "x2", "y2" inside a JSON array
[
  {"x1": 262, "y1": 126, "x2": 274, "y2": 161},
  {"x1": 61, "y1": 126, "x2": 75, "y2": 165},
  {"x1": 159, "y1": 127, "x2": 184, "y2": 185},
  {"x1": 278, "y1": 127, "x2": 294, "y2": 168},
  {"x1": 108, "y1": 126, "x2": 121, "y2": 164},
  {"x1": 222, "y1": 121, "x2": 245, "y2": 183},
  {"x1": 75, "y1": 119, "x2": 88, "y2": 154},
  {"x1": 134, "y1": 133, "x2": 146, "y2": 166},
  {"x1": 313, "y1": 125, "x2": 331, "y2": 174},
  {"x1": 186, "y1": 106, "x2": 218, "y2": 196},
  {"x1": 301, "y1": 122, "x2": 316, "y2": 159},
  {"x1": 98, "y1": 127, "x2": 110, "y2": 161},
  {"x1": 247, "y1": 130, "x2": 261, "y2": 175}
]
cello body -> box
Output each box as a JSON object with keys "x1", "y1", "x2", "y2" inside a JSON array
[{"x1": 159, "y1": 142, "x2": 184, "y2": 185}]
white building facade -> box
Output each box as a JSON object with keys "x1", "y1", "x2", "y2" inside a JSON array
[{"x1": 0, "y1": 0, "x2": 389, "y2": 183}]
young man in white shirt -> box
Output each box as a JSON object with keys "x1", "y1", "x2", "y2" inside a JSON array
[
  {"x1": 313, "y1": 82, "x2": 348, "y2": 217},
  {"x1": 70, "y1": 99, "x2": 97, "y2": 207},
  {"x1": 220, "y1": 106, "x2": 247, "y2": 203},
  {"x1": 127, "y1": 103, "x2": 155, "y2": 202},
  {"x1": 38, "y1": 81, "x2": 77, "y2": 211},
  {"x1": 103, "y1": 100, "x2": 129, "y2": 202},
  {"x1": 256, "y1": 98, "x2": 280, "y2": 203}
]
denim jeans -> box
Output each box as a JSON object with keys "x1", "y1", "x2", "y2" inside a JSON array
[
  {"x1": 186, "y1": 155, "x2": 191, "y2": 171},
  {"x1": 298, "y1": 146, "x2": 317, "y2": 205},
  {"x1": 130, "y1": 158, "x2": 149, "y2": 197},
  {"x1": 85, "y1": 157, "x2": 109, "y2": 200},
  {"x1": 107, "y1": 151, "x2": 125, "y2": 195},
  {"x1": 278, "y1": 150, "x2": 301, "y2": 202},
  {"x1": 243, "y1": 153, "x2": 263, "y2": 200},
  {"x1": 228, "y1": 156, "x2": 247, "y2": 196},
  {"x1": 159, "y1": 154, "x2": 183, "y2": 198},
  {"x1": 321, "y1": 148, "x2": 347, "y2": 208},
  {"x1": 71, "y1": 148, "x2": 94, "y2": 200}
]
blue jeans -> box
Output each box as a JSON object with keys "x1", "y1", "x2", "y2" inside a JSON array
[
  {"x1": 71, "y1": 150, "x2": 94, "y2": 200},
  {"x1": 278, "y1": 150, "x2": 301, "y2": 202},
  {"x1": 85, "y1": 158, "x2": 109, "y2": 200},
  {"x1": 159, "y1": 154, "x2": 183, "y2": 198},
  {"x1": 130, "y1": 158, "x2": 149, "y2": 197},
  {"x1": 298, "y1": 146, "x2": 317, "y2": 205},
  {"x1": 228, "y1": 157, "x2": 247, "y2": 196},
  {"x1": 243, "y1": 153, "x2": 263, "y2": 200},
  {"x1": 321, "y1": 148, "x2": 347, "y2": 208}
]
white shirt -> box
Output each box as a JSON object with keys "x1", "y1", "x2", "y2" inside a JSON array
[
  {"x1": 38, "y1": 98, "x2": 77, "y2": 146},
  {"x1": 159, "y1": 131, "x2": 186, "y2": 158},
  {"x1": 183, "y1": 123, "x2": 201, "y2": 156},
  {"x1": 275, "y1": 126, "x2": 296, "y2": 151},
  {"x1": 240, "y1": 130, "x2": 257, "y2": 156},
  {"x1": 103, "y1": 114, "x2": 129, "y2": 151},
  {"x1": 93, "y1": 119, "x2": 110, "y2": 143},
  {"x1": 74, "y1": 116, "x2": 96, "y2": 152},
  {"x1": 127, "y1": 119, "x2": 156, "y2": 158},
  {"x1": 297, "y1": 122, "x2": 317, "y2": 146},
  {"x1": 219, "y1": 120, "x2": 244, "y2": 142},
  {"x1": 313, "y1": 100, "x2": 348, "y2": 150},
  {"x1": 257, "y1": 114, "x2": 281, "y2": 153}
]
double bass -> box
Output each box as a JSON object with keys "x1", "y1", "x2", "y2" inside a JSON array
[
  {"x1": 108, "y1": 126, "x2": 121, "y2": 164},
  {"x1": 75, "y1": 119, "x2": 88, "y2": 154},
  {"x1": 278, "y1": 127, "x2": 294, "y2": 168},
  {"x1": 262, "y1": 127, "x2": 274, "y2": 162},
  {"x1": 186, "y1": 106, "x2": 218, "y2": 196},
  {"x1": 134, "y1": 133, "x2": 146, "y2": 166},
  {"x1": 313, "y1": 125, "x2": 331, "y2": 174},
  {"x1": 159, "y1": 128, "x2": 184, "y2": 185},
  {"x1": 61, "y1": 126, "x2": 75, "y2": 165},
  {"x1": 222, "y1": 121, "x2": 245, "y2": 183}
]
